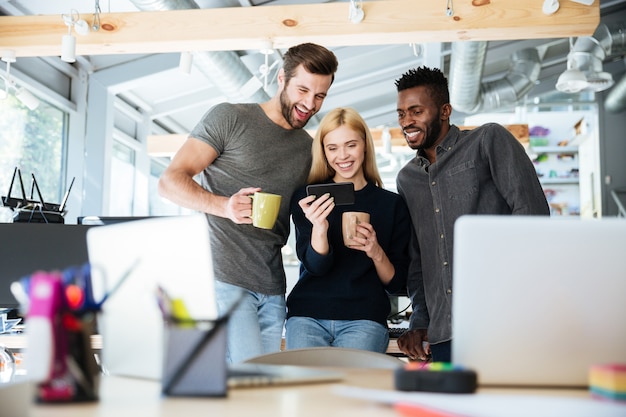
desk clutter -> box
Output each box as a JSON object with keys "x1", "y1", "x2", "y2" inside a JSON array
[
  {"x1": 590, "y1": 364, "x2": 626, "y2": 402},
  {"x1": 12, "y1": 266, "x2": 105, "y2": 402},
  {"x1": 0, "y1": 309, "x2": 21, "y2": 334},
  {"x1": 1, "y1": 217, "x2": 625, "y2": 416},
  {"x1": 8, "y1": 259, "x2": 137, "y2": 403}
]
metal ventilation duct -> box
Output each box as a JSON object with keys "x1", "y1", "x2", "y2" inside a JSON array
[
  {"x1": 570, "y1": 23, "x2": 626, "y2": 93},
  {"x1": 128, "y1": 0, "x2": 269, "y2": 103},
  {"x1": 589, "y1": 22, "x2": 626, "y2": 113},
  {"x1": 449, "y1": 42, "x2": 540, "y2": 114},
  {"x1": 605, "y1": 72, "x2": 626, "y2": 113},
  {"x1": 448, "y1": 41, "x2": 487, "y2": 114}
]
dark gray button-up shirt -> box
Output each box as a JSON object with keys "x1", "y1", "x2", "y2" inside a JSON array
[{"x1": 396, "y1": 123, "x2": 550, "y2": 344}]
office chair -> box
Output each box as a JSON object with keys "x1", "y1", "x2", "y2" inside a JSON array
[{"x1": 244, "y1": 347, "x2": 405, "y2": 369}]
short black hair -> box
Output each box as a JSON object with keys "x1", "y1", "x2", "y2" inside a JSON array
[{"x1": 394, "y1": 66, "x2": 450, "y2": 107}]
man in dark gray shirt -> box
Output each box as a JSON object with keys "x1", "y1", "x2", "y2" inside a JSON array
[{"x1": 394, "y1": 66, "x2": 550, "y2": 363}]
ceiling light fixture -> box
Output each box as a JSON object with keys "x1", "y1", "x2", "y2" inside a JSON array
[
  {"x1": 0, "y1": 50, "x2": 40, "y2": 111},
  {"x1": 61, "y1": 9, "x2": 90, "y2": 63},
  {"x1": 348, "y1": 0, "x2": 364, "y2": 24},
  {"x1": 556, "y1": 38, "x2": 588, "y2": 94},
  {"x1": 179, "y1": 52, "x2": 193, "y2": 75},
  {"x1": 259, "y1": 40, "x2": 277, "y2": 91}
]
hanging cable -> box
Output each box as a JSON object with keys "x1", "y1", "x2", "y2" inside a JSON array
[
  {"x1": 446, "y1": 0, "x2": 454, "y2": 16},
  {"x1": 92, "y1": 0, "x2": 102, "y2": 32}
]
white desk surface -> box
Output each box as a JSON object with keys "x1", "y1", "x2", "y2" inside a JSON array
[
  {"x1": 26, "y1": 368, "x2": 604, "y2": 417},
  {"x1": 30, "y1": 369, "x2": 396, "y2": 417},
  {"x1": 1, "y1": 333, "x2": 403, "y2": 356}
]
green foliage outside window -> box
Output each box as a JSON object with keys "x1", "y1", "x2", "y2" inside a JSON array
[{"x1": 0, "y1": 94, "x2": 66, "y2": 205}]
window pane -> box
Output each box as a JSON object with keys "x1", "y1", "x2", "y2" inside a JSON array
[
  {"x1": 149, "y1": 158, "x2": 194, "y2": 216},
  {"x1": 0, "y1": 94, "x2": 66, "y2": 207},
  {"x1": 109, "y1": 141, "x2": 136, "y2": 215}
]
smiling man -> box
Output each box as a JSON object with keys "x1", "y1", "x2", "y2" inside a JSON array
[
  {"x1": 158, "y1": 43, "x2": 338, "y2": 363},
  {"x1": 393, "y1": 66, "x2": 550, "y2": 363}
]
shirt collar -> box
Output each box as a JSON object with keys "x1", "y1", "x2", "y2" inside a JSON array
[{"x1": 415, "y1": 125, "x2": 460, "y2": 165}]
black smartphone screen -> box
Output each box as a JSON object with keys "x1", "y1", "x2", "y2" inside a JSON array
[{"x1": 306, "y1": 182, "x2": 355, "y2": 206}]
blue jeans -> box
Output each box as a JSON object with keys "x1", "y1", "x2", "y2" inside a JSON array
[
  {"x1": 431, "y1": 340, "x2": 452, "y2": 363},
  {"x1": 214, "y1": 280, "x2": 286, "y2": 363},
  {"x1": 285, "y1": 316, "x2": 389, "y2": 354}
]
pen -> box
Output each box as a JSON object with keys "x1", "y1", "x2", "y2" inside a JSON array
[{"x1": 155, "y1": 285, "x2": 173, "y2": 319}]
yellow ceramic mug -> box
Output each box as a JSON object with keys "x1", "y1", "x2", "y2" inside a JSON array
[{"x1": 251, "y1": 192, "x2": 282, "y2": 229}]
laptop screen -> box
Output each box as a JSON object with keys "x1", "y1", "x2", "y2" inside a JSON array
[
  {"x1": 87, "y1": 215, "x2": 217, "y2": 380},
  {"x1": 451, "y1": 215, "x2": 626, "y2": 387}
]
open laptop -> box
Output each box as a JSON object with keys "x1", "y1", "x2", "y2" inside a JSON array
[
  {"x1": 451, "y1": 215, "x2": 626, "y2": 388},
  {"x1": 87, "y1": 215, "x2": 218, "y2": 380},
  {"x1": 87, "y1": 215, "x2": 342, "y2": 387}
]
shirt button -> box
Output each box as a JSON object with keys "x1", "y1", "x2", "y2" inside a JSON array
[
  {"x1": 440, "y1": 234, "x2": 444, "y2": 239},
  {"x1": 443, "y1": 261, "x2": 449, "y2": 266},
  {"x1": 435, "y1": 208, "x2": 440, "y2": 213},
  {"x1": 431, "y1": 181, "x2": 436, "y2": 186},
  {"x1": 447, "y1": 288, "x2": 452, "y2": 294}
]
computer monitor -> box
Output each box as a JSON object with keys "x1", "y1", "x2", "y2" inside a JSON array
[
  {"x1": 387, "y1": 290, "x2": 409, "y2": 324},
  {"x1": 77, "y1": 216, "x2": 156, "y2": 225},
  {"x1": 0, "y1": 223, "x2": 93, "y2": 310}
]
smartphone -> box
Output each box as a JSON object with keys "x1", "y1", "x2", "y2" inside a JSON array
[{"x1": 306, "y1": 182, "x2": 355, "y2": 206}]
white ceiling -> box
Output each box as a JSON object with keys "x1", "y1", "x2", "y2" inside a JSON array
[{"x1": 2, "y1": 0, "x2": 625, "y2": 135}]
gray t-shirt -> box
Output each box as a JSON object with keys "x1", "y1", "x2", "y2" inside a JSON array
[{"x1": 190, "y1": 102, "x2": 313, "y2": 295}]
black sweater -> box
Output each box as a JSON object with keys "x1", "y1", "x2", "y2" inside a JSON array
[{"x1": 287, "y1": 182, "x2": 411, "y2": 327}]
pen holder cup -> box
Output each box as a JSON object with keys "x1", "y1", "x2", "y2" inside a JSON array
[
  {"x1": 32, "y1": 315, "x2": 100, "y2": 403},
  {"x1": 162, "y1": 315, "x2": 229, "y2": 397}
]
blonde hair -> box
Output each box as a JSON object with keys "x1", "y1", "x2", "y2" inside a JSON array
[{"x1": 307, "y1": 107, "x2": 383, "y2": 188}]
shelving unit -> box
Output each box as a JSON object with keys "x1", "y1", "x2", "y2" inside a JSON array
[
  {"x1": 528, "y1": 145, "x2": 580, "y2": 216},
  {"x1": 464, "y1": 108, "x2": 600, "y2": 218}
]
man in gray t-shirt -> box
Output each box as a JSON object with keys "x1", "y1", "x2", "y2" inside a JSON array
[{"x1": 158, "y1": 43, "x2": 338, "y2": 363}]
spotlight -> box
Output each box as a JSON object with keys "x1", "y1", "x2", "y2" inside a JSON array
[
  {"x1": 61, "y1": 10, "x2": 90, "y2": 63},
  {"x1": 0, "y1": 50, "x2": 41, "y2": 111},
  {"x1": 61, "y1": 34, "x2": 77, "y2": 63},
  {"x1": 179, "y1": 52, "x2": 193, "y2": 75},
  {"x1": 15, "y1": 87, "x2": 40, "y2": 110}
]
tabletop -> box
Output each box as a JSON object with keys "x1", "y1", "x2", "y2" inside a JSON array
[{"x1": 30, "y1": 368, "x2": 398, "y2": 417}]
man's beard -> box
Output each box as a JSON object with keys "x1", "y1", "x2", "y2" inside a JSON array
[
  {"x1": 280, "y1": 89, "x2": 311, "y2": 130},
  {"x1": 410, "y1": 114, "x2": 443, "y2": 151}
]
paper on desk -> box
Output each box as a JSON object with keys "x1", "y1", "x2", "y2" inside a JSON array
[{"x1": 333, "y1": 386, "x2": 626, "y2": 417}]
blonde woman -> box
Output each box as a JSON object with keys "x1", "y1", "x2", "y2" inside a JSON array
[{"x1": 286, "y1": 107, "x2": 410, "y2": 353}]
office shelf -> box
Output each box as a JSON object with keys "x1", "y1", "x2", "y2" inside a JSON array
[
  {"x1": 539, "y1": 178, "x2": 579, "y2": 185},
  {"x1": 530, "y1": 146, "x2": 579, "y2": 154}
]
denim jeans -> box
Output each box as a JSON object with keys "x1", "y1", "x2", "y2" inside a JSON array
[
  {"x1": 285, "y1": 316, "x2": 389, "y2": 354},
  {"x1": 214, "y1": 280, "x2": 286, "y2": 363},
  {"x1": 431, "y1": 340, "x2": 452, "y2": 363}
]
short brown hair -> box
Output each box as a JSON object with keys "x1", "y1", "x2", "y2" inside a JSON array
[{"x1": 283, "y1": 43, "x2": 339, "y2": 85}]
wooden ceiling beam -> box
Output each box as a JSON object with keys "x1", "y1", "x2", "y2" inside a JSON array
[
  {"x1": 148, "y1": 124, "x2": 529, "y2": 157},
  {"x1": 0, "y1": 0, "x2": 599, "y2": 58}
]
